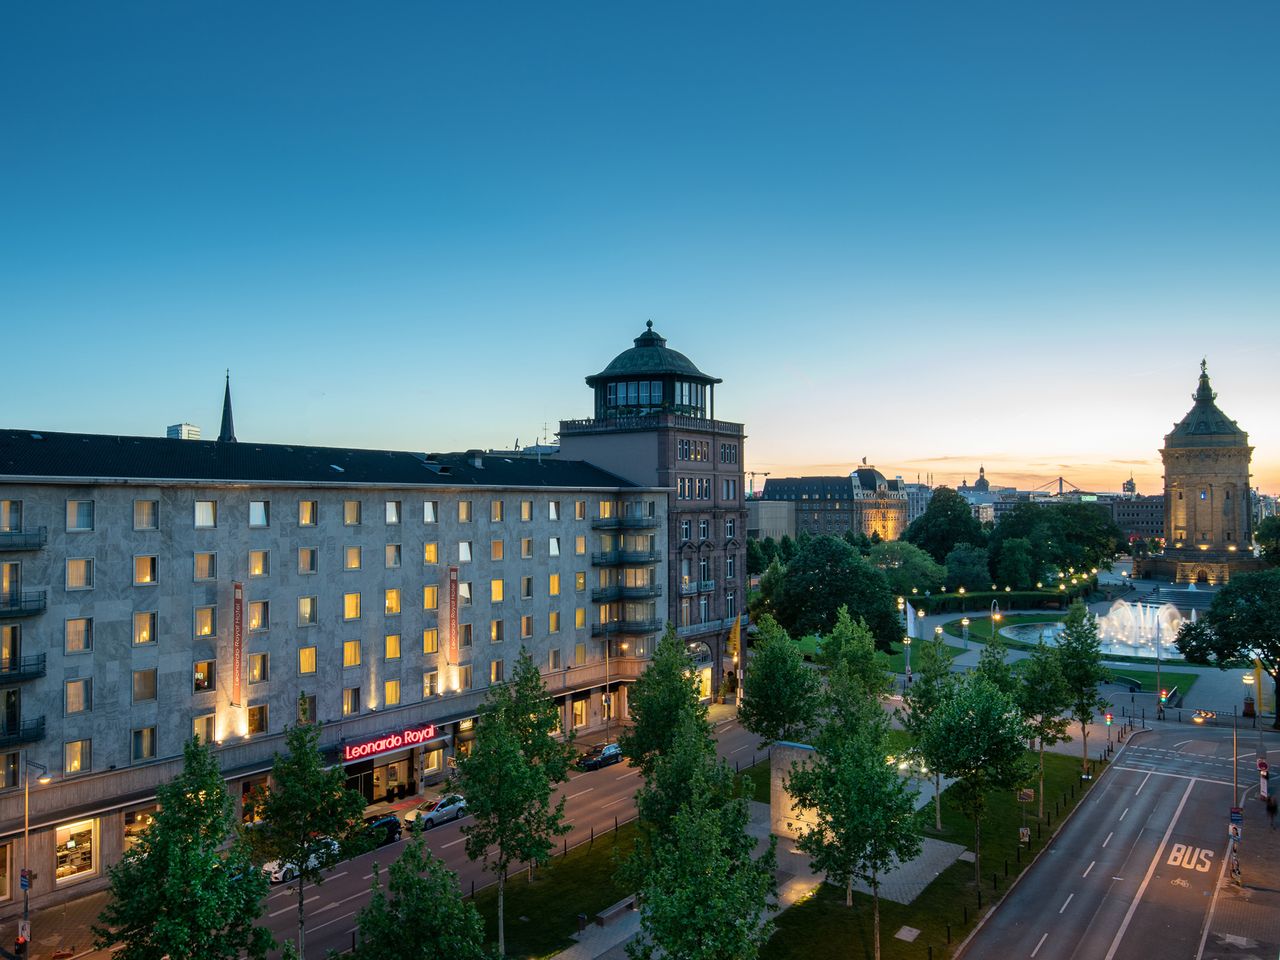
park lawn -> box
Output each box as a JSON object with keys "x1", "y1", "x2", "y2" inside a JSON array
[
  {"x1": 1103, "y1": 668, "x2": 1199, "y2": 697},
  {"x1": 472, "y1": 821, "x2": 638, "y2": 959},
  {"x1": 761, "y1": 750, "x2": 1105, "y2": 960},
  {"x1": 941, "y1": 613, "x2": 1064, "y2": 646}
]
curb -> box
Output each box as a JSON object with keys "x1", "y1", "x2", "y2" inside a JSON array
[{"x1": 952, "y1": 725, "x2": 1153, "y2": 958}]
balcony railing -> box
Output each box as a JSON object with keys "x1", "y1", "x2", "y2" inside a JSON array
[
  {"x1": 591, "y1": 516, "x2": 661, "y2": 531},
  {"x1": 0, "y1": 591, "x2": 46, "y2": 617},
  {"x1": 591, "y1": 584, "x2": 663, "y2": 602},
  {"x1": 591, "y1": 550, "x2": 662, "y2": 567},
  {"x1": 0, "y1": 527, "x2": 47, "y2": 552},
  {"x1": 0, "y1": 717, "x2": 45, "y2": 748},
  {"x1": 591, "y1": 618, "x2": 664, "y2": 638},
  {"x1": 0, "y1": 654, "x2": 46, "y2": 682},
  {"x1": 560, "y1": 414, "x2": 745, "y2": 437},
  {"x1": 698, "y1": 579, "x2": 716, "y2": 593},
  {"x1": 679, "y1": 582, "x2": 698, "y2": 596}
]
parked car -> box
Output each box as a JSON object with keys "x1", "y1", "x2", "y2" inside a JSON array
[
  {"x1": 263, "y1": 837, "x2": 339, "y2": 884},
  {"x1": 362, "y1": 813, "x2": 403, "y2": 847},
  {"x1": 403, "y1": 793, "x2": 467, "y2": 828},
  {"x1": 576, "y1": 742, "x2": 623, "y2": 771}
]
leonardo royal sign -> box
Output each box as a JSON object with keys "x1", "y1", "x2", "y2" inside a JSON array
[{"x1": 342, "y1": 723, "x2": 440, "y2": 763}]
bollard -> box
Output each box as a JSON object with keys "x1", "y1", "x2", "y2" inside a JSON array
[
  {"x1": 564, "y1": 838, "x2": 568, "y2": 856},
  {"x1": 352, "y1": 931, "x2": 357, "y2": 952},
  {"x1": 577, "y1": 913, "x2": 588, "y2": 933},
  {"x1": 929, "y1": 947, "x2": 933, "y2": 960},
  {"x1": 590, "y1": 825, "x2": 595, "y2": 846}
]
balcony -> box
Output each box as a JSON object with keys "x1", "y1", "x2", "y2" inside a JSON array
[
  {"x1": 591, "y1": 550, "x2": 662, "y2": 567},
  {"x1": 0, "y1": 654, "x2": 46, "y2": 682},
  {"x1": 0, "y1": 591, "x2": 46, "y2": 618},
  {"x1": 591, "y1": 516, "x2": 661, "y2": 531},
  {"x1": 679, "y1": 582, "x2": 698, "y2": 597},
  {"x1": 591, "y1": 584, "x2": 663, "y2": 602},
  {"x1": 0, "y1": 527, "x2": 47, "y2": 552},
  {"x1": 0, "y1": 717, "x2": 45, "y2": 748},
  {"x1": 560, "y1": 414, "x2": 744, "y2": 437},
  {"x1": 699, "y1": 579, "x2": 716, "y2": 594},
  {"x1": 591, "y1": 618, "x2": 664, "y2": 638}
]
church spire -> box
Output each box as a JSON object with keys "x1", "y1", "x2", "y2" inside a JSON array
[{"x1": 218, "y1": 371, "x2": 237, "y2": 443}]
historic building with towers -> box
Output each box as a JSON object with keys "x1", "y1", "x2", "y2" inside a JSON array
[{"x1": 1137, "y1": 361, "x2": 1266, "y2": 584}]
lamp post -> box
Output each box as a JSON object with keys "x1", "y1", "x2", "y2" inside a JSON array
[
  {"x1": 903, "y1": 635, "x2": 912, "y2": 686},
  {"x1": 990, "y1": 599, "x2": 1002, "y2": 644},
  {"x1": 22, "y1": 759, "x2": 52, "y2": 946},
  {"x1": 1155, "y1": 616, "x2": 1164, "y2": 720},
  {"x1": 961, "y1": 617, "x2": 970, "y2": 650}
]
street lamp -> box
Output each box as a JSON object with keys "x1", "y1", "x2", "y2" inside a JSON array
[
  {"x1": 990, "y1": 599, "x2": 1002, "y2": 643},
  {"x1": 23, "y1": 759, "x2": 52, "y2": 945},
  {"x1": 961, "y1": 617, "x2": 970, "y2": 649},
  {"x1": 903, "y1": 634, "x2": 912, "y2": 685},
  {"x1": 603, "y1": 639, "x2": 627, "y2": 741}
]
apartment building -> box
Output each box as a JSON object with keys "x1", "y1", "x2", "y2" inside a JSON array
[{"x1": 0, "y1": 425, "x2": 664, "y2": 909}]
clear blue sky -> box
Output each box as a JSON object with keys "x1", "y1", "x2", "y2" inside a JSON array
[{"x1": 4, "y1": 2, "x2": 1277, "y2": 492}]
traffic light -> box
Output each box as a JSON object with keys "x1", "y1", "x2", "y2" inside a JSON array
[
  {"x1": 1160, "y1": 689, "x2": 1168, "y2": 705},
  {"x1": 1105, "y1": 712, "x2": 1113, "y2": 727},
  {"x1": 14, "y1": 935, "x2": 28, "y2": 957}
]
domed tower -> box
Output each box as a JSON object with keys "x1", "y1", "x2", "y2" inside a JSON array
[
  {"x1": 1141, "y1": 361, "x2": 1264, "y2": 584},
  {"x1": 560, "y1": 323, "x2": 746, "y2": 699},
  {"x1": 974, "y1": 465, "x2": 990, "y2": 493}
]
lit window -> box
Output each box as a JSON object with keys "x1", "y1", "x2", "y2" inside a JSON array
[
  {"x1": 491, "y1": 660, "x2": 504, "y2": 684},
  {"x1": 66, "y1": 558, "x2": 94, "y2": 590},
  {"x1": 298, "y1": 596, "x2": 318, "y2": 625},
  {"x1": 194, "y1": 501, "x2": 216, "y2": 529},
  {"x1": 247, "y1": 704, "x2": 268, "y2": 735},
  {"x1": 343, "y1": 593, "x2": 361, "y2": 620},
  {"x1": 249, "y1": 653, "x2": 269, "y2": 683},
  {"x1": 195, "y1": 606, "x2": 216, "y2": 637},
  {"x1": 521, "y1": 615, "x2": 533, "y2": 639},
  {"x1": 345, "y1": 546, "x2": 362, "y2": 570},
  {"x1": 344, "y1": 501, "x2": 361, "y2": 526},
  {"x1": 549, "y1": 573, "x2": 560, "y2": 596},
  {"x1": 424, "y1": 542, "x2": 438, "y2": 564},
  {"x1": 424, "y1": 671, "x2": 440, "y2": 697},
  {"x1": 458, "y1": 501, "x2": 472, "y2": 523},
  {"x1": 342, "y1": 687, "x2": 361, "y2": 716},
  {"x1": 575, "y1": 572, "x2": 586, "y2": 591},
  {"x1": 572, "y1": 699, "x2": 587, "y2": 728},
  {"x1": 422, "y1": 628, "x2": 439, "y2": 654},
  {"x1": 65, "y1": 617, "x2": 92, "y2": 653},
  {"x1": 195, "y1": 552, "x2": 217, "y2": 580},
  {"x1": 134, "y1": 555, "x2": 158, "y2": 585},
  {"x1": 193, "y1": 660, "x2": 216, "y2": 692},
  {"x1": 521, "y1": 538, "x2": 533, "y2": 559},
  {"x1": 193, "y1": 715, "x2": 215, "y2": 744},
  {"x1": 549, "y1": 611, "x2": 560, "y2": 633},
  {"x1": 67, "y1": 500, "x2": 94, "y2": 531},
  {"x1": 249, "y1": 501, "x2": 269, "y2": 528},
  {"x1": 386, "y1": 500, "x2": 401, "y2": 525},
  {"x1": 385, "y1": 588, "x2": 401, "y2": 615},
  {"x1": 385, "y1": 679, "x2": 401, "y2": 706},
  {"x1": 520, "y1": 500, "x2": 532, "y2": 522},
  {"x1": 53, "y1": 818, "x2": 98, "y2": 880},
  {"x1": 299, "y1": 500, "x2": 318, "y2": 526},
  {"x1": 298, "y1": 646, "x2": 317, "y2": 675},
  {"x1": 132, "y1": 612, "x2": 155, "y2": 645},
  {"x1": 491, "y1": 500, "x2": 504, "y2": 522},
  {"x1": 249, "y1": 550, "x2": 269, "y2": 577},
  {"x1": 133, "y1": 500, "x2": 159, "y2": 531},
  {"x1": 575, "y1": 607, "x2": 586, "y2": 629},
  {"x1": 490, "y1": 619, "x2": 504, "y2": 643},
  {"x1": 575, "y1": 500, "x2": 586, "y2": 520},
  {"x1": 491, "y1": 579, "x2": 504, "y2": 603},
  {"x1": 249, "y1": 601, "x2": 269, "y2": 631},
  {"x1": 491, "y1": 539, "x2": 505, "y2": 561},
  {"x1": 132, "y1": 669, "x2": 157, "y2": 703},
  {"x1": 423, "y1": 585, "x2": 439, "y2": 610},
  {"x1": 575, "y1": 642, "x2": 587, "y2": 666},
  {"x1": 385, "y1": 634, "x2": 401, "y2": 660},
  {"x1": 575, "y1": 535, "x2": 586, "y2": 555},
  {"x1": 131, "y1": 729, "x2": 156, "y2": 763},
  {"x1": 65, "y1": 678, "x2": 92, "y2": 714},
  {"x1": 63, "y1": 743, "x2": 92, "y2": 778},
  {"x1": 343, "y1": 640, "x2": 362, "y2": 668},
  {"x1": 386, "y1": 544, "x2": 401, "y2": 569}
]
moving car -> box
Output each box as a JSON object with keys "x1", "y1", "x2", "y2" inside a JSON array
[
  {"x1": 403, "y1": 793, "x2": 467, "y2": 828},
  {"x1": 576, "y1": 742, "x2": 623, "y2": 771},
  {"x1": 263, "y1": 837, "x2": 339, "y2": 884},
  {"x1": 362, "y1": 813, "x2": 403, "y2": 847}
]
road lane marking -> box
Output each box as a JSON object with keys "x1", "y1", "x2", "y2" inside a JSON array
[
  {"x1": 311, "y1": 908, "x2": 358, "y2": 933},
  {"x1": 1082, "y1": 860, "x2": 1095, "y2": 878},
  {"x1": 1103, "y1": 779, "x2": 1195, "y2": 960},
  {"x1": 730, "y1": 744, "x2": 750, "y2": 754},
  {"x1": 443, "y1": 837, "x2": 466, "y2": 848},
  {"x1": 604, "y1": 796, "x2": 628, "y2": 808},
  {"x1": 1103, "y1": 832, "x2": 1113, "y2": 848},
  {"x1": 1059, "y1": 893, "x2": 1074, "y2": 914},
  {"x1": 269, "y1": 893, "x2": 321, "y2": 918},
  {"x1": 1119, "y1": 807, "x2": 1128, "y2": 821},
  {"x1": 1113, "y1": 767, "x2": 1233, "y2": 787},
  {"x1": 1173, "y1": 740, "x2": 1192, "y2": 748},
  {"x1": 1135, "y1": 772, "x2": 1152, "y2": 795},
  {"x1": 1195, "y1": 836, "x2": 1234, "y2": 959},
  {"x1": 616, "y1": 769, "x2": 640, "y2": 780},
  {"x1": 1031, "y1": 933, "x2": 1049, "y2": 957},
  {"x1": 567, "y1": 787, "x2": 595, "y2": 800}
]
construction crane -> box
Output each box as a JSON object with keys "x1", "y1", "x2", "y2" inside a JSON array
[{"x1": 747, "y1": 471, "x2": 771, "y2": 497}]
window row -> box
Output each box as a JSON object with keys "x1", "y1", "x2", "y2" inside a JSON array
[{"x1": 679, "y1": 518, "x2": 738, "y2": 541}]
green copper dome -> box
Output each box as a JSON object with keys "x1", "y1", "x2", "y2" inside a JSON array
[
  {"x1": 586, "y1": 322, "x2": 721, "y2": 387},
  {"x1": 1164, "y1": 361, "x2": 1249, "y2": 449}
]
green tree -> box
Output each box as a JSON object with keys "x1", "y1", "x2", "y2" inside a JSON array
[
  {"x1": 1256, "y1": 516, "x2": 1280, "y2": 565},
  {"x1": 778, "y1": 534, "x2": 797, "y2": 564},
  {"x1": 760, "y1": 536, "x2": 780, "y2": 566},
  {"x1": 868, "y1": 540, "x2": 946, "y2": 596},
  {"x1": 1055, "y1": 601, "x2": 1110, "y2": 774},
  {"x1": 901, "y1": 632, "x2": 954, "y2": 830},
  {"x1": 738, "y1": 615, "x2": 821, "y2": 746},
  {"x1": 1017, "y1": 641, "x2": 1071, "y2": 820},
  {"x1": 454, "y1": 662, "x2": 571, "y2": 956},
  {"x1": 351, "y1": 831, "x2": 491, "y2": 960},
  {"x1": 94, "y1": 738, "x2": 273, "y2": 960},
  {"x1": 918, "y1": 674, "x2": 1032, "y2": 883},
  {"x1": 905, "y1": 487, "x2": 984, "y2": 564},
  {"x1": 746, "y1": 538, "x2": 767, "y2": 576},
  {"x1": 1176, "y1": 568, "x2": 1280, "y2": 729},
  {"x1": 631, "y1": 711, "x2": 724, "y2": 834},
  {"x1": 248, "y1": 715, "x2": 368, "y2": 957},
  {"x1": 619, "y1": 624, "x2": 707, "y2": 776},
  {"x1": 770, "y1": 536, "x2": 899, "y2": 646},
  {"x1": 787, "y1": 701, "x2": 921, "y2": 960},
  {"x1": 975, "y1": 632, "x2": 1017, "y2": 697},
  {"x1": 993, "y1": 536, "x2": 1036, "y2": 590},
  {"x1": 944, "y1": 543, "x2": 991, "y2": 592},
  {"x1": 816, "y1": 606, "x2": 893, "y2": 699}
]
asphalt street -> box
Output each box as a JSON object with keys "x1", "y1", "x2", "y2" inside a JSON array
[
  {"x1": 961, "y1": 723, "x2": 1274, "y2": 960},
  {"x1": 266, "y1": 716, "x2": 765, "y2": 959}
]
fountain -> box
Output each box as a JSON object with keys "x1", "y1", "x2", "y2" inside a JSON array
[{"x1": 999, "y1": 599, "x2": 1186, "y2": 660}]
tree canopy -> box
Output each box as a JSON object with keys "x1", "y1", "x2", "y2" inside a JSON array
[
  {"x1": 868, "y1": 540, "x2": 946, "y2": 596},
  {"x1": 988, "y1": 502, "x2": 1121, "y2": 578},
  {"x1": 738, "y1": 615, "x2": 820, "y2": 746},
  {"x1": 619, "y1": 624, "x2": 707, "y2": 776},
  {"x1": 905, "y1": 487, "x2": 984, "y2": 564},
  {"x1": 763, "y1": 535, "x2": 899, "y2": 646},
  {"x1": 1055, "y1": 601, "x2": 1110, "y2": 772},
  {"x1": 1256, "y1": 516, "x2": 1280, "y2": 565},
  {"x1": 944, "y1": 543, "x2": 990, "y2": 592}
]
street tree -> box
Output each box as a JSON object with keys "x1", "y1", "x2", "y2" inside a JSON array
[
  {"x1": 494, "y1": 647, "x2": 575, "y2": 781},
  {"x1": 787, "y1": 700, "x2": 921, "y2": 960},
  {"x1": 1055, "y1": 601, "x2": 1110, "y2": 774},
  {"x1": 778, "y1": 534, "x2": 797, "y2": 564},
  {"x1": 1017, "y1": 641, "x2": 1072, "y2": 819},
  {"x1": 902, "y1": 632, "x2": 955, "y2": 830},
  {"x1": 738, "y1": 615, "x2": 821, "y2": 746},
  {"x1": 768, "y1": 536, "x2": 900, "y2": 647},
  {"x1": 94, "y1": 738, "x2": 274, "y2": 960},
  {"x1": 1176, "y1": 568, "x2": 1280, "y2": 729},
  {"x1": 1255, "y1": 516, "x2": 1280, "y2": 565},
  {"x1": 815, "y1": 606, "x2": 892, "y2": 698},
  {"x1": 248, "y1": 713, "x2": 368, "y2": 957},
  {"x1": 975, "y1": 632, "x2": 1017, "y2": 697},
  {"x1": 905, "y1": 487, "x2": 984, "y2": 564},
  {"x1": 619, "y1": 624, "x2": 706, "y2": 776},
  {"x1": 746, "y1": 538, "x2": 767, "y2": 576},
  {"x1": 993, "y1": 536, "x2": 1036, "y2": 589},
  {"x1": 868, "y1": 540, "x2": 946, "y2": 596},
  {"x1": 918, "y1": 674, "x2": 1032, "y2": 883},
  {"x1": 351, "y1": 830, "x2": 491, "y2": 960},
  {"x1": 944, "y1": 543, "x2": 991, "y2": 592}
]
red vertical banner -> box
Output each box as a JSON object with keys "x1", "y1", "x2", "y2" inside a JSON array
[
  {"x1": 232, "y1": 581, "x2": 244, "y2": 707},
  {"x1": 447, "y1": 566, "x2": 459, "y2": 664}
]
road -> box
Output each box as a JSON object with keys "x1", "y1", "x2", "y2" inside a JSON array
[
  {"x1": 962, "y1": 723, "x2": 1273, "y2": 960},
  {"x1": 266, "y1": 715, "x2": 764, "y2": 958}
]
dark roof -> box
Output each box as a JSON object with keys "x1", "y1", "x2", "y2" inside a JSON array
[
  {"x1": 586, "y1": 322, "x2": 721, "y2": 387},
  {"x1": 761, "y1": 476, "x2": 854, "y2": 500},
  {"x1": 853, "y1": 468, "x2": 890, "y2": 492},
  {"x1": 1164, "y1": 363, "x2": 1249, "y2": 450},
  {"x1": 0, "y1": 429, "x2": 637, "y2": 489}
]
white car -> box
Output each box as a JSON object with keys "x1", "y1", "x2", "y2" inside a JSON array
[
  {"x1": 263, "y1": 837, "x2": 339, "y2": 883},
  {"x1": 403, "y1": 794, "x2": 467, "y2": 829}
]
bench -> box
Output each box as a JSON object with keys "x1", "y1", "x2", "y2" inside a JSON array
[{"x1": 595, "y1": 895, "x2": 637, "y2": 926}]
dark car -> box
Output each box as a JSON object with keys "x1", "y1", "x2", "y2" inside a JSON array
[
  {"x1": 362, "y1": 813, "x2": 402, "y2": 847},
  {"x1": 576, "y1": 742, "x2": 623, "y2": 771}
]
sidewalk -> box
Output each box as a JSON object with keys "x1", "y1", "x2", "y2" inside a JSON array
[{"x1": 0, "y1": 889, "x2": 107, "y2": 960}]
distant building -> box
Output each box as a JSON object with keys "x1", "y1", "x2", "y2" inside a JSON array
[
  {"x1": 165, "y1": 422, "x2": 201, "y2": 440},
  {"x1": 897, "y1": 479, "x2": 934, "y2": 525},
  {"x1": 1122, "y1": 474, "x2": 1137, "y2": 497},
  {"x1": 761, "y1": 466, "x2": 908, "y2": 541},
  {"x1": 746, "y1": 498, "x2": 794, "y2": 541},
  {"x1": 1111, "y1": 494, "x2": 1165, "y2": 543}
]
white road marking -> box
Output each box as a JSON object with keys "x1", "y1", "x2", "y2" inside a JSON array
[
  {"x1": 1103, "y1": 832, "x2": 1113, "y2": 848},
  {"x1": 311, "y1": 908, "x2": 358, "y2": 933},
  {"x1": 1195, "y1": 836, "x2": 1234, "y2": 959},
  {"x1": 616, "y1": 769, "x2": 640, "y2": 780},
  {"x1": 1119, "y1": 808, "x2": 1128, "y2": 821},
  {"x1": 1113, "y1": 767, "x2": 1234, "y2": 788},
  {"x1": 443, "y1": 837, "x2": 466, "y2": 848},
  {"x1": 269, "y1": 893, "x2": 320, "y2": 919},
  {"x1": 1059, "y1": 893, "x2": 1074, "y2": 914},
  {"x1": 730, "y1": 744, "x2": 750, "y2": 754},
  {"x1": 1172, "y1": 740, "x2": 1192, "y2": 748},
  {"x1": 1103, "y1": 779, "x2": 1195, "y2": 960},
  {"x1": 567, "y1": 787, "x2": 595, "y2": 800},
  {"x1": 604, "y1": 796, "x2": 628, "y2": 808},
  {"x1": 1031, "y1": 932, "x2": 1049, "y2": 957},
  {"x1": 1082, "y1": 860, "x2": 1095, "y2": 878},
  {"x1": 1135, "y1": 772, "x2": 1152, "y2": 795}
]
